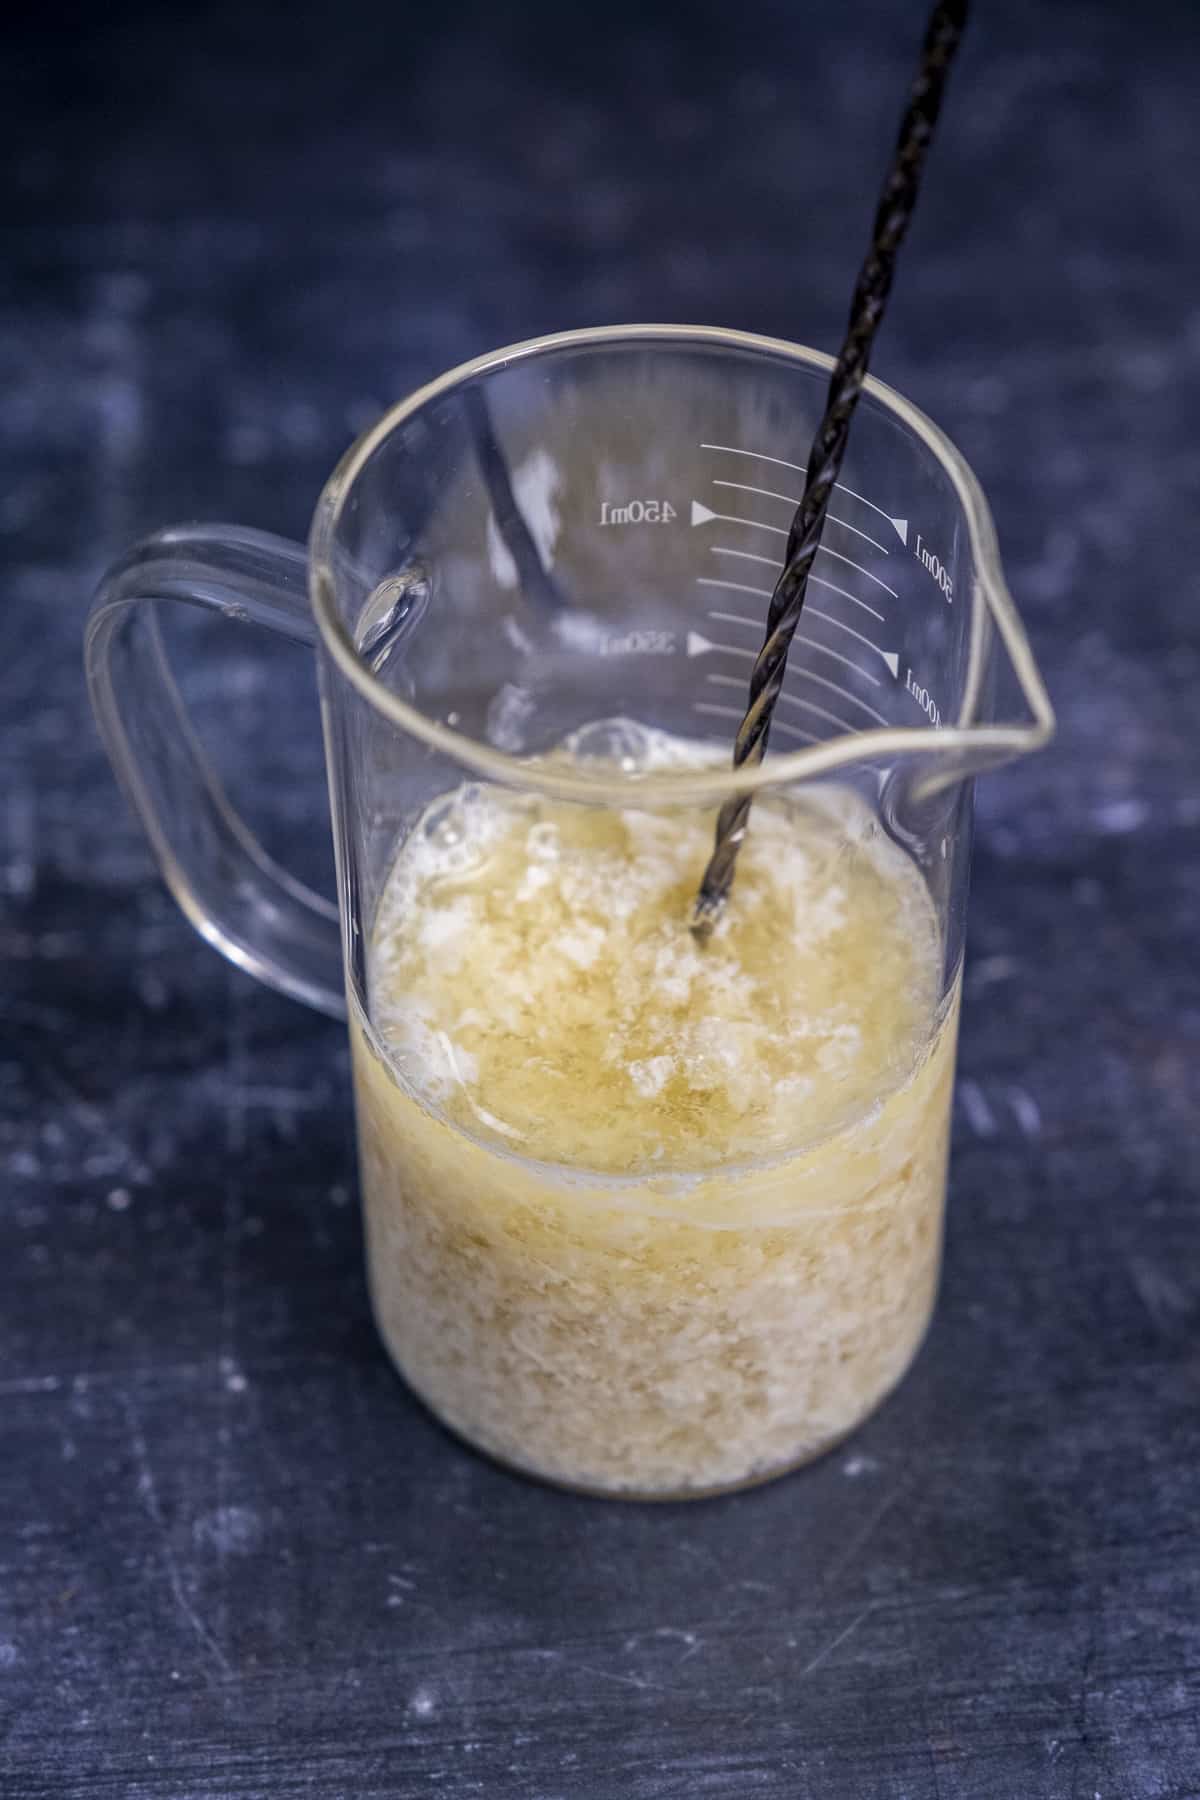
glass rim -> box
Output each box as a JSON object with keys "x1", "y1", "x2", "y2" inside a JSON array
[{"x1": 309, "y1": 323, "x2": 1055, "y2": 804}]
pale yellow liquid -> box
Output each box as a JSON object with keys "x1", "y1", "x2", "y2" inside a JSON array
[{"x1": 352, "y1": 728, "x2": 959, "y2": 1496}]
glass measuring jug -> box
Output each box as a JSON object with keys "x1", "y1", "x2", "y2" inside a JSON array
[{"x1": 86, "y1": 325, "x2": 1054, "y2": 1497}]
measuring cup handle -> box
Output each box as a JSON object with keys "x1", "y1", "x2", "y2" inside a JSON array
[{"x1": 84, "y1": 524, "x2": 346, "y2": 1019}]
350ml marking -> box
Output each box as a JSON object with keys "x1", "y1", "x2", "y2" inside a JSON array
[
  {"x1": 598, "y1": 499, "x2": 678, "y2": 525},
  {"x1": 914, "y1": 533, "x2": 953, "y2": 602}
]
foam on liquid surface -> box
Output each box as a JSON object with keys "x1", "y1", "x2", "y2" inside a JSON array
[{"x1": 369, "y1": 723, "x2": 940, "y2": 1176}]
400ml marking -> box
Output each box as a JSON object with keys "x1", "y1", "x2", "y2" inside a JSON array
[
  {"x1": 914, "y1": 532, "x2": 953, "y2": 602},
  {"x1": 905, "y1": 668, "x2": 942, "y2": 726}
]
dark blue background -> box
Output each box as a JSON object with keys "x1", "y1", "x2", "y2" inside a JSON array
[{"x1": 3, "y1": 1, "x2": 1198, "y2": 1794}]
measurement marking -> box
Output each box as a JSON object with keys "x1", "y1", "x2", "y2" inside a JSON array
[
  {"x1": 697, "y1": 576, "x2": 774, "y2": 599},
  {"x1": 598, "y1": 498, "x2": 677, "y2": 526},
  {"x1": 803, "y1": 639, "x2": 879, "y2": 685},
  {"x1": 706, "y1": 673, "x2": 863, "y2": 738},
  {"x1": 800, "y1": 608, "x2": 897, "y2": 675},
  {"x1": 700, "y1": 443, "x2": 908, "y2": 541},
  {"x1": 695, "y1": 698, "x2": 746, "y2": 721},
  {"x1": 711, "y1": 544, "x2": 778, "y2": 567},
  {"x1": 694, "y1": 700, "x2": 822, "y2": 747},
  {"x1": 914, "y1": 531, "x2": 953, "y2": 601},
  {"x1": 712, "y1": 480, "x2": 889, "y2": 555},
  {"x1": 707, "y1": 611, "x2": 773, "y2": 630},
  {"x1": 696, "y1": 620, "x2": 879, "y2": 688},
  {"x1": 784, "y1": 696, "x2": 866, "y2": 738},
  {"x1": 697, "y1": 572, "x2": 885, "y2": 625},
  {"x1": 707, "y1": 608, "x2": 898, "y2": 679},
  {"x1": 756, "y1": 716, "x2": 822, "y2": 746},
  {"x1": 692, "y1": 501, "x2": 786, "y2": 536},
  {"x1": 694, "y1": 590, "x2": 881, "y2": 680},
  {"x1": 696, "y1": 639, "x2": 755, "y2": 661},
  {"x1": 793, "y1": 668, "x2": 890, "y2": 726},
  {"x1": 700, "y1": 534, "x2": 893, "y2": 611},
  {"x1": 808, "y1": 574, "x2": 886, "y2": 623},
  {"x1": 818, "y1": 545, "x2": 896, "y2": 597},
  {"x1": 698, "y1": 615, "x2": 877, "y2": 684}
]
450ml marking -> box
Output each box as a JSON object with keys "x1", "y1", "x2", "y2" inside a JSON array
[{"x1": 598, "y1": 499, "x2": 678, "y2": 526}]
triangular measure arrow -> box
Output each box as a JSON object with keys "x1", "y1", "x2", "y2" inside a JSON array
[
  {"x1": 890, "y1": 517, "x2": 908, "y2": 545},
  {"x1": 881, "y1": 650, "x2": 899, "y2": 678},
  {"x1": 691, "y1": 500, "x2": 715, "y2": 527},
  {"x1": 686, "y1": 631, "x2": 713, "y2": 658}
]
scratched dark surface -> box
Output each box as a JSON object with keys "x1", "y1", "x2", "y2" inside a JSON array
[{"x1": 3, "y1": 0, "x2": 1199, "y2": 1795}]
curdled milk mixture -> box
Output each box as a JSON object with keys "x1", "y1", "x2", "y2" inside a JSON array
[{"x1": 351, "y1": 725, "x2": 960, "y2": 1496}]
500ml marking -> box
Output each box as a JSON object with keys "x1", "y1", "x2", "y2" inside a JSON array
[
  {"x1": 905, "y1": 667, "x2": 942, "y2": 726},
  {"x1": 598, "y1": 499, "x2": 678, "y2": 525},
  {"x1": 914, "y1": 533, "x2": 953, "y2": 602}
]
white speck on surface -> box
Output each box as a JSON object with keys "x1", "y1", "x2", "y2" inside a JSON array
[
  {"x1": 1129, "y1": 1258, "x2": 1191, "y2": 1337},
  {"x1": 843, "y1": 1454, "x2": 878, "y2": 1478},
  {"x1": 279, "y1": 400, "x2": 322, "y2": 449},
  {"x1": 1094, "y1": 797, "x2": 1148, "y2": 834},
  {"x1": 120, "y1": 1394, "x2": 231, "y2": 1676},
  {"x1": 93, "y1": 373, "x2": 144, "y2": 461},
  {"x1": 959, "y1": 1080, "x2": 998, "y2": 1138},
  {"x1": 1009, "y1": 1087, "x2": 1042, "y2": 1139},
  {"x1": 967, "y1": 374, "x2": 1010, "y2": 413},
  {"x1": 983, "y1": 823, "x2": 1023, "y2": 858},
  {"x1": 409, "y1": 1684, "x2": 437, "y2": 1718},
  {"x1": 4, "y1": 786, "x2": 35, "y2": 899},
  {"x1": 387, "y1": 1574, "x2": 416, "y2": 1606},
  {"x1": 1120, "y1": 347, "x2": 1169, "y2": 392},
  {"x1": 648, "y1": 1626, "x2": 700, "y2": 1661},
  {"x1": 0, "y1": 1641, "x2": 18, "y2": 1669},
  {"x1": 799, "y1": 1604, "x2": 878, "y2": 1678},
  {"x1": 135, "y1": 971, "x2": 169, "y2": 1011},
  {"x1": 193, "y1": 1505, "x2": 262, "y2": 1556},
  {"x1": 970, "y1": 954, "x2": 1018, "y2": 987},
  {"x1": 107, "y1": 1186, "x2": 132, "y2": 1211}
]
